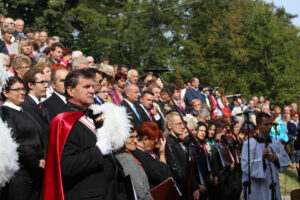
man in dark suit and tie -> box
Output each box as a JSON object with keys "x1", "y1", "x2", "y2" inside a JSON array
[
  {"x1": 120, "y1": 84, "x2": 142, "y2": 129},
  {"x1": 43, "y1": 67, "x2": 69, "y2": 121},
  {"x1": 148, "y1": 84, "x2": 166, "y2": 118},
  {"x1": 137, "y1": 91, "x2": 164, "y2": 130},
  {"x1": 87, "y1": 68, "x2": 104, "y2": 105},
  {"x1": 22, "y1": 67, "x2": 49, "y2": 151}
]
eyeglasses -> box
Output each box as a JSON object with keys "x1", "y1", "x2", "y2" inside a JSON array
[
  {"x1": 33, "y1": 81, "x2": 48, "y2": 85},
  {"x1": 100, "y1": 90, "x2": 108, "y2": 93},
  {"x1": 93, "y1": 79, "x2": 102, "y2": 84},
  {"x1": 19, "y1": 65, "x2": 30, "y2": 69},
  {"x1": 9, "y1": 88, "x2": 26, "y2": 92},
  {"x1": 129, "y1": 135, "x2": 138, "y2": 140},
  {"x1": 171, "y1": 122, "x2": 185, "y2": 127}
]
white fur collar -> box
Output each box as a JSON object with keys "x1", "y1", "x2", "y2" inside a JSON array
[
  {"x1": 89, "y1": 103, "x2": 132, "y2": 151},
  {"x1": 0, "y1": 119, "x2": 19, "y2": 187}
]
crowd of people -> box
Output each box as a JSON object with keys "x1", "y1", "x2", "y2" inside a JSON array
[{"x1": 0, "y1": 15, "x2": 297, "y2": 200}]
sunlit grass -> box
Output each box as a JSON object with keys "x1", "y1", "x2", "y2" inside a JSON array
[{"x1": 279, "y1": 166, "x2": 299, "y2": 196}]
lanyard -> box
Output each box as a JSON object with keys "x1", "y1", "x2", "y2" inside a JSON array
[{"x1": 136, "y1": 145, "x2": 159, "y2": 160}]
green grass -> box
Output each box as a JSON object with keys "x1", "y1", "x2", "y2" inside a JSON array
[{"x1": 279, "y1": 166, "x2": 299, "y2": 196}]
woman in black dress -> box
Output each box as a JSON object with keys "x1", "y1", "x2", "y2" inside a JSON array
[
  {"x1": 132, "y1": 122, "x2": 172, "y2": 189},
  {"x1": 1, "y1": 76, "x2": 45, "y2": 200}
]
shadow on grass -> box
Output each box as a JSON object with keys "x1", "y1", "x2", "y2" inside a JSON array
[{"x1": 285, "y1": 167, "x2": 299, "y2": 183}]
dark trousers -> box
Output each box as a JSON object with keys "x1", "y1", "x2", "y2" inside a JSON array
[{"x1": 2, "y1": 168, "x2": 42, "y2": 200}]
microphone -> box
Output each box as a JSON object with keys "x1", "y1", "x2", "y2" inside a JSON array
[
  {"x1": 143, "y1": 68, "x2": 175, "y2": 73},
  {"x1": 225, "y1": 94, "x2": 243, "y2": 98}
]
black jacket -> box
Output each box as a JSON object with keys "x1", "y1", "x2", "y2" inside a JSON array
[
  {"x1": 21, "y1": 95, "x2": 49, "y2": 151},
  {"x1": 1, "y1": 106, "x2": 44, "y2": 200},
  {"x1": 1, "y1": 106, "x2": 44, "y2": 170},
  {"x1": 132, "y1": 148, "x2": 172, "y2": 189},
  {"x1": 43, "y1": 92, "x2": 68, "y2": 122},
  {"x1": 190, "y1": 142, "x2": 210, "y2": 185},
  {"x1": 60, "y1": 103, "x2": 119, "y2": 200},
  {"x1": 120, "y1": 99, "x2": 142, "y2": 129},
  {"x1": 165, "y1": 134, "x2": 198, "y2": 197},
  {"x1": 0, "y1": 39, "x2": 9, "y2": 55},
  {"x1": 136, "y1": 103, "x2": 164, "y2": 130}
]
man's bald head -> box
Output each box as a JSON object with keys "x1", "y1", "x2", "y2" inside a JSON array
[
  {"x1": 124, "y1": 84, "x2": 140, "y2": 103},
  {"x1": 3, "y1": 18, "x2": 14, "y2": 27}
]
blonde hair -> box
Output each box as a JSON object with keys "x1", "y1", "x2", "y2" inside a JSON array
[
  {"x1": 18, "y1": 39, "x2": 33, "y2": 54},
  {"x1": 183, "y1": 116, "x2": 197, "y2": 130},
  {"x1": 165, "y1": 112, "x2": 180, "y2": 131},
  {"x1": 33, "y1": 61, "x2": 52, "y2": 71},
  {"x1": 102, "y1": 64, "x2": 114, "y2": 75}
]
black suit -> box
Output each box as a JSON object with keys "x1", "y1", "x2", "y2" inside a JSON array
[
  {"x1": 21, "y1": 95, "x2": 49, "y2": 151},
  {"x1": 48, "y1": 57, "x2": 58, "y2": 65},
  {"x1": 1, "y1": 106, "x2": 44, "y2": 200},
  {"x1": 156, "y1": 100, "x2": 166, "y2": 117},
  {"x1": 120, "y1": 99, "x2": 142, "y2": 129},
  {"x1": 43, "y1": 92, "x2": 68, "y2": 122},
  {"x1": 94, "y1": 96, "x2": 104, "y2": 105},
  {"x1": 60, "y1": 103, "x2": 118, "y2": 200},
  {"x1": 136, "y1": 104, "x2": 164, "y2": 130},
  {"x1": 132, "y1": 149, "x2": 172, "y2": 189}
]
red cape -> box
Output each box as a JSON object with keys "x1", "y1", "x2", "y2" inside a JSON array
[{"x1": 42, "y1": 112, "x2": 84, "y2": 200}]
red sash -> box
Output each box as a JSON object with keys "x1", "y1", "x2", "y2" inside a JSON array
[{"x1": 42, "y1": 112, "x2": 84, "y2": 200}]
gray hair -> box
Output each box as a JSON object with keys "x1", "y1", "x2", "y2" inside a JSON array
[
  {"x1": 72, "y1": 50, "x2": 83, "y2": 60},
  {"x1": 34, "y1": 53, "x2": 48, "y2": 63},
  {"x1": 183, "y1": 116, "x2": 197, "y2": 130},
  {"x1": 127, "y1": 69, "x2": 138, "y2": 78},
  {"x1": 101, "y1": 64, "x2": 114, "y2": 74},
  {"x1": 52, "y1": 36, "x2": 60, "y2": 42},
  {"x1": 72, "y1": 57, "x2": 88, "y2": 68},
  {"x1": 0, "y1": 53, "x2": 10, "y2": 65},
  {"x1": 197, "y1": 108, "x2": 210, "y2": 119}
]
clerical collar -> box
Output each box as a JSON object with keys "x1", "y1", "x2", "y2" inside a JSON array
[
  {"x1": 3, "y1": 101, "x2": 23, "y2": 111},
  {"x1": 66, "y1": 102, "x2": 86, "y2": 112}
]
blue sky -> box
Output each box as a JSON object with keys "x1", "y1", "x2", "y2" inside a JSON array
[{"x1": 264, "y1": 0, "x2": 300, "y2": 26}]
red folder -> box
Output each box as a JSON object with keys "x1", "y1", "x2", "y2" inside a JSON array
[{"x1": 150, "y1": 177, "x2": 181, "y2": 200}]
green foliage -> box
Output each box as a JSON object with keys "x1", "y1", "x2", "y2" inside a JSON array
[{"x1": 2, "y1": 0, "x2": 300, "y2": 105}]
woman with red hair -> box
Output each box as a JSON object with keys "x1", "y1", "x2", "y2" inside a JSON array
[{"x1": 132, "y1": 122, "x2": 172, "y2": 189}]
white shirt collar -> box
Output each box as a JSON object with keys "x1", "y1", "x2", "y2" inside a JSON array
[
  {"x1": 28, "y1": 94, "x2": 40, "y2": 104},
  {"x1": 3, "y1": 101, "x2": 22, "y2": 111},
  {"x1": 139, "y1": 103, "x2": 149, "y2": 113},
  {"x1": 124, "y1": 98, "x2": 134, "y2": 109},
  {"x1": 54, "y1": 91, "x2": 67, "y2": 104}
]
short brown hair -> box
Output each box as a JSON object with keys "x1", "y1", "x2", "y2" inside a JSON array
[
  {"x1": 1, "y1": 25, "x2": 14, "y2": 34},
  {"x1": 34, "y1": 61, "x2": 52, "y2": 71},
  {"x1": 11, "y1": 54, "x2": 31, "y2": 71},
  {"x1": 23, "y1": 67, "x2": 44, "y2": 92}
]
